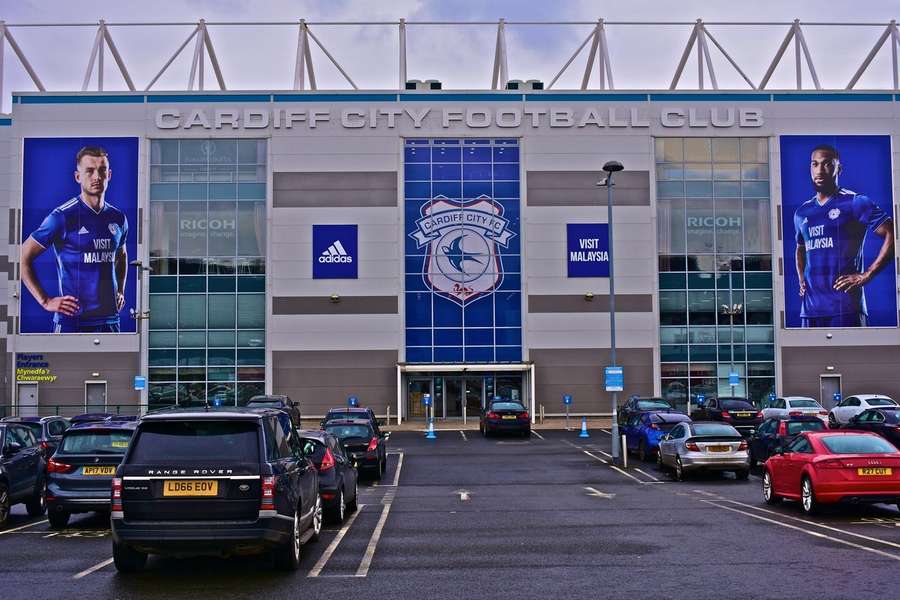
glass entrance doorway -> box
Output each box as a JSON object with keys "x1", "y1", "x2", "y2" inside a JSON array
[
  {"x1": 444, "y1": 377, "x2": 484, "y2": 419},
  {"x1": 405, "y1": 372, "x2": 524, "y2": 420}
]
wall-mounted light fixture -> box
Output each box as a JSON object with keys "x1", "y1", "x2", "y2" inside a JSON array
[
  {"x1": 92, "y1": 338, "x2": 100, "y2": 345},
  {"x1": 330, "y1": 293, "x2": 340, "y2": 303},
  {"x1": 584, "y1": 292, "x2": 594, "y2": 301},
  {"x1": 826, "y1": 365, "x2": 835, "y2": 371}
]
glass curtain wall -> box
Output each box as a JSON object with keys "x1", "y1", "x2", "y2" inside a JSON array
[
  {"x1": 147, "y1": 139, "x2": 267, "y2": 409},
  {"x1": 656, "y1": 138, "x2": 775, "y2": 409}
]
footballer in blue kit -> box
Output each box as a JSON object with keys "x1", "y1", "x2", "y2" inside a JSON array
[
  {"x1": 21, "y1": 146, "x2": 128, "y2": 333},
  {"x1": 793, "y1": 144, "x2": 894, "y2": 328}
]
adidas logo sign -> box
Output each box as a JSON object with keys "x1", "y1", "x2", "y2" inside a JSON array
[{"x1": 319, "y1": 240, "x2": 353, "y2": 263}]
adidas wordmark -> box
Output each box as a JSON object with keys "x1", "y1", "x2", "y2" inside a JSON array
[{"x1": 319, "y1": 240, "x2": 353, "y2": 263}]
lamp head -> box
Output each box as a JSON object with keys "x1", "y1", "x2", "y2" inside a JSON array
[{"x1": 602, "y1": 160, "x2": 624, "y2": 173}]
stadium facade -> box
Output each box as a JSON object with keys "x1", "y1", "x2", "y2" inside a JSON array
[{"x1": 1, "y1": 89, "x2": 899, "y2": 420}]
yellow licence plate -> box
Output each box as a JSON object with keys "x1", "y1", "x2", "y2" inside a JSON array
[
  {"x1": 857, "y1": 468, "x2": 892, "y2": 476},
  {"x1": 735, "y1": 412, "x2": 751, "y2": 417},
  {"x1": 502, "y1": 415, "x2": 517, "y2": 420},
  {"x1": 163, "y1": 480, "x2": 219, "y2": 497},
  {"x1": 82, "y1": 466, "x2": 116, "y2": 476},
  {"x1": 708, "y1": 445, "x2": 731, "y2": 452}
]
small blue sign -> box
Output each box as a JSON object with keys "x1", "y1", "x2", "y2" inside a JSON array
[
  {"x1": 133, "y1": 376, "x2": 146, "y2": 391},
  {"x1": 833, "y1": 392, "x2": 842, "y2": 404},
  {"x1": 567, "y1": 223, "x2": 609, "y2": 278},
  {"x1": 423, "y1": 393, "x2": 432, "y2": 406},
  {"x1": 313, "y1": 224, "x2": 358, "y2": 279},
  {"x1": 563, "y1": 394, "x2": 572, "y2": 405},
  {"x1": 729, "y1": 372, "x2": 740, "y2": 386},
  {"x1": 348, "y1": 396, "x2": 358, "y2": 407},
  {"x1": 696, "y1": 393, "x2": 706, "y2": 406},
  {"x1": 604, "y1": 366, "x2": 624, "y2": 392}
]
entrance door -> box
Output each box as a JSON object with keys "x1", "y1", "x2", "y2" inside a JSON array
[
  {"x1": 465, "y1": 378, "x2": 483, "y2": 420},
  {"x1": 17, "y1": 383, "x2": 38, "y2": 417},
  {"x1": 407, "y1": 378, "x2": 433, "y2": 420},
  {"x1": 444, "y1": 378, "x2": 462, "y2": 418},
  {"x1": 85, "y1": 381, "x2": 108, "y2": 412},
  {"x1": 820, "y1": 375, "x2": 842, "y2": 409}
]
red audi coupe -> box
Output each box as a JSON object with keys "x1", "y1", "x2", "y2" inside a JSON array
[{"x1": 762, "y1": 431, "x2": 900, "y2": 514}]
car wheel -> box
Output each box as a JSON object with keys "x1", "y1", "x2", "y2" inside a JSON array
[
  {"x1": 310, "y1": 495, "x2": 323, "y2": 542},
  {"x1": 763, "y1": 471, "x2": 781, "y2": 505},
  {"x1": 48, "y1": 509, "x2": 70, "y2": 530},
  {"x1": 828, "y1": 413, "x2": 838, "y2": 429},
  {"x1": 346, "y1": 479, "x2": 359, "y2": 513},
  {"x1": 674, "y1": 456, "x2": 686, "y2": 482},
  {"x1": 112, "y1": 541, "x2": 147, "y2": 573},
  {"x1": 380, "y1": 456, "x2": 387, "y2": 475},
  {"x1": 0, "y1": 483, "x2": 10, "y2": 528},
  {"x1": 328, "y1": 488, "x2": 345, "y2": 525},
  {"x1": 801, "y1": 477, "x2": 819, "y2": 515},
  {"x1": 638, "y1": 440, "x2": 648, "y2": 462},
  {"x1": 25, "y1": 480, "x2": 46, "y2": 517},
  {"x1": 656, "y1": 450, "x2": 666, "y2": 471},
  {"x1": 735, "y1": 469, "x2": 750, "y2": 481},
  {"x1": 373, "y1": 461, "x2": 383, "y2": 481},
  {"x1": 273, "y1": 510, "x2": 302, "y2": 571}
]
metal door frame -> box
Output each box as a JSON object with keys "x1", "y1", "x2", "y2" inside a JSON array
[
  {"x1": 819, "y1": 374, "x2": 842, "y2": 409},
  {"x1": 406, "y1": 376, "x2": 433, "y2": 420},
  {"x1": 84, "y1": 379, "x2": 108, "y2": 411}
]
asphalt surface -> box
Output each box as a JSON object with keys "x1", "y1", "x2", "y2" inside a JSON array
[{"x1": 2, "y1": 428, "x2": 900, "y2": 599}]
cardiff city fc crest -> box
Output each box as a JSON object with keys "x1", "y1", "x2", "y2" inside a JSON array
[{"x1": 410, "y1": 195, "x2": 515, "y2": 305}]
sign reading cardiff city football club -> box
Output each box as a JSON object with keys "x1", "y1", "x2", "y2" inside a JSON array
[
  {"x1": 20, "y1": 137, "x2": 139, "y2": 334},
  {"x1": 566, "y1": 224, "x2": 610, "y2": 278},
  {"x1": 313, "y1": 224, "x2": 358, "y2": 279},
  {"x1": 404, "y1": 138, "x2": 522, "y2": 364},
  {"x1": 410, "y1": 195, "x2": 514, "y2": 304},
  {"x1": 780, "y1": 135, "x2": 897, "y2": 328}
]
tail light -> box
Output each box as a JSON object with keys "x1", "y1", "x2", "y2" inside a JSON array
[
  {"x1": 111, "y1": 477, "x2": 122, "y2": 512},
  {"x1": 486, "y1": 411, "x2": 500, "y2": 420},
  {"x1": 366, "y1": 437, "x2": 379, "y2": 452},
  {"x1": 777, "y1": 421, "x2": 787, "y2": 436},
  {"x1": 649, "y1": 423, "x2": 659, "y2": 430},
  {"x1": 721, "y1": 410, "x2": 731, "y2": 420},
  {"x1": 319, "y1": 448, "x2": 335, "y2": 472},
  {"x1": 818, "y1": 411, "x2": 829, "y2": 416},
  {"x1": 788, "y1": 411, "x2": 803, "y2": 416},
  {"x1": 47, "y1": 458, "x2": 74, "y2": 474},
  {"x1": 40, "y1": 441, "x2": 50, "y2": 452},
  {"x1": 755, "y1": 411, "x2": 764, "y2": 419},
  {"x1": 817, "y1": 458, "x2": 846, "y2": 469},
  {"x1": 738, "y1": 440, "x2": 748, "y2": 451},
  {"x1": 518, "y1": 411, "x2": 530, "y2": 420},
  {"x1": 685, "y1": 441, "x2": 701, "y2": 451},
  {"x1": 260, "y1": 476, "x2": 276, "y2": 511}
]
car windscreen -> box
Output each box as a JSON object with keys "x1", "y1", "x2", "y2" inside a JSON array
[
  {"x1": 721, "y1": 400, "x2": 755, "y2": 410},
  {"x1": 820, "y1": 435, "x2": 898, "y2": 454},
  {"x1": 786, "y1": 421, "x2": 825, "y2": 435},
  {"x1": 637, "y1": 400, "x2": 672, "y2": 411},
  {"x1": 246, "y1": 400, "x2": 284, "y2": 408},
  {"x1": 691, "y1": 424, "x2": 740, "y2": 437},
  {"x1": 60, "y1": 430, "x2": 133, "y2": 454},
  {"x1": 787, "y1": 399, "x2": 819, "y2": 408},
  {"x1": 867, "y1": 398, "x2": 897, "y2": 407},
  {"x1": 21, "y1": 422, "x2": 43, "y2": 438},
  {"x1": 883, "y1": 412, "x2": 900, "y2": 424},
  {"x1": 130, "y1": 421, "x2": 260, "y2": 462},
  {"x1": 325, "y1": 411, "x2": 367, "y2": 422},
  {"x1": 490, "y1": 402, "x2": 525, "y2": 411},
  {"x1": 325, "y1": 424, "x2": 372, "y2": 440}
]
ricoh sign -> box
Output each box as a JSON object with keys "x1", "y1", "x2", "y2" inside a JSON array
[{"x1": 154, "y1": 106, "x2": 763, "y2": 131}]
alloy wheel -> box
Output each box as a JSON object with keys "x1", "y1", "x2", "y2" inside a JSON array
[
  {"x1": 675, "y1": 457, "x2": 684, "y2": 481},
  {"x1": 338, "y1": 489, "x2": 345, "y2": 522},
  {"x1": 0, "y1": 488, "x2": 9, "y2": 525},
  {"x1": 763, "y1": 472, "x2": 773, "y2": 501},
  {"x1": 802, "y1": 479, "x2": 813, "y2": 512},
  {"x1": 313, "y1": 496, "x2": 323, "y2": 537},
  {"x1": 291, "y1": 512, "x2": 300, "y2": 561}
]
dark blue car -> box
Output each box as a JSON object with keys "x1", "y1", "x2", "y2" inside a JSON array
[{"x1": 623, "y1": 411, "x2": 692, "y2": 461}]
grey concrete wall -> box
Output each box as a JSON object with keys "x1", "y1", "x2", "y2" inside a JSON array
[
  {"x1": 272, "y1": 349, "x2": 397, "y2": 417},
  {"x1": 780, "y1": 346, "x2": 900, "y2": 403},
  {"x1": 531, "y1": 348, "x2": 654, "y2": 414}
]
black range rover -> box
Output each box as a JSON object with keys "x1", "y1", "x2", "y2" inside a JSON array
[{"x1": 111, "y1": 407, "x2": 322, "y2": 572}]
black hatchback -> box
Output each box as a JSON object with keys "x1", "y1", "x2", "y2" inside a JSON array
[
  {"x1": 747, "y1": 415, "x2": 826, "y2": 466},
  {"x1": 480, "y1": 400, "x2": 531, "y2": 437},
  {"x1": 692, "y1": 397, "x2": 763, "y2": 437},
  {"x1": 323, "y1": 419, "x2": 388, "y2": 479},
  {"x1": 842, "y1": 407, "x2": 900, "y2": 448},
  {"x1": 299, "y1": 430, "x2": 359, "y2": 524},
  {"x1": 1, "y1": 416, "x2": 69, "y2": 460},
  {"x1": 46, "y1": 420, "x2": 137, "y2": 529}
]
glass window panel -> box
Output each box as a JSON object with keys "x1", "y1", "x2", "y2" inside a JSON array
[
  {"x1": 238, "y1": 140, "x2": 266, "y2": 164},
  {"x1": 237, "y1": 349, "x2": 265, "y2": 366},
  {"x1": 717, "y1": 325, "x2": 745, "y2": 343},
  {"x1": 742, "y1": 181, "x2": 770, "y2": 197},
  {"x1": 690, "y1": 377, "x2": 718, "y2": 401},
  {"x1": 717, "y1": 290, "x2": 745, "y2": 325},
  {"x1": 661, "y1": 364, "x2": 689, "y2": 378},
  {"x1": 655, "y1": 138, "x2": 684, "y2": 162},
  {"x1": 684, "y1": 163, "x2": 712, "y2": 180},
  {"x1": 743, "y1": 255, "x2": 772, "y2": 271},
  {"x1": 149, "y1": 295, "x2": 177, "y2": 329},
  {"x1": 179, "y1": 202, "x2": 208, "y2": 256},
  {"x1": 208, "y1": 201, "x2": 237, "y2": 256},
  {"x1": 150, "y1": 183, "x2": 179, "y2": 201},
  {"x1": 179, "y1": 140, "x2": 209, "y2": 164},
  {"x1": 660, "y1": 291, "x2": 687, "y2": 326},
  {"x1": 718, "y1": 343, "x2": 746, "y2": 363},
  {"x1": 208, "y1": 367, "x2": 235, "y2": 382},
  {"x1": 149, "y1": 367, "x2": 176, "y2": 382},
  {"x1": 748, "y1": 363, "x2": 775, "y2": 377},
  {"x1": 657, "y1": 181, "x2": 684, "y2": 198},
  {"x1": 743, "y1": 199, "x2": 772, "y2": 253},
  {"x1": 209, "y1": 276, "x2": 236, "y2": 292},
  {"x1": 178, "y1": 368, "x2": 206, "y2": 382},
  {"x1": 688, "y1": 272, "x2": 715, "y2": 289},
  {"x1": 149, "y1": 349, "x2": 176, "y2": 367},
  {"x1": 178, "y1": 349, "x2": 205, "y2": 366},
  {"x1": 716, "y1": 256, "x2": 743, "y2": 272},
  {"x1": 208, "y1": 331, "x2": 236, "y2": 347},
  {"x1": 685, "y1": 181, "x2": 713, "y2": 197},
  {"x1": 237, "y1": 295, "x2": 265, "y2": 329},
  {"x1": 712, "y1": 138, "x2": 740, "y2": 162},
  {"x1": 237, "y1": 367, "x2": 265, "y2": 381},
  {"x1": 659, "y1": 255, "x2": 687, "y2": 272},
  {"x1": 237, "y1": 202, "x2": 266, "y2": 256},
  {"x1": 149, "y1": 331, "x2": 176, "y2": 348},
  {"x1": 180, "y1": 164, "x2": 208, "y2": 183},
  {"x1": 714, "y1": 181, "x2": 742, "y2": 197},
  {"x1": 179, "y1": 276, "x2": 206, "y2": 293},
  {"x1": 660, "y1": 327, "x2": 688, "y2": 344},
  {"x1": 149, "y1": 276, "x2": 177, "y2": 293},
  {"x1": 150, "y1": 258, "x2": 177, "y2": 276},
  {"x1": 237, "y1": 330, "x2": 265, "y2": 347},
  {"x1": 656, "y1": 164, "x2": 683, "y2": 180},
  {"x1": 713, "y1": 164, "x2": 740, "y2": 180},
  {"x1": 659, "y1": 272, "x2": 686, "y2": 290},
  {"x1": 747, "y1": 344, "x2": 775, "y2": 361},
  {"x1": 208, "y1": 349, "x2": 236, "y2": 366},
  {"x1": 716, "y1": 364, "x2": 746, "y2": 378},
  {"x1": 661, "y1": 345, "x2": 689, "y2": 362},
  {"x1": 688, "y1": 291, "x2": 716, "y2": 325},
  {"x1": 740, "y1": 138, "x2": 768, "y2": 163},
  {"x1": 690, "y1": 345, "x2": 717, "y2": 362},
  {"x1": 151, "y1": 139, "x2": 180, "y2": 164},
  {"x1": 745, "y1": 290, "x2": 773, "y2": 325},
  {"x1": 657, "y1": 198, "x2": 686, "y2": 254},
  {"x1": 684, "y1": 138, "x2": 711, "y2": 161},
  {"x1": 149, "y1": 202, "x2": 179, "y2": 258},
  {"x1": 177, "y1": 382, "x2": 207, "y2": 406},
  {"x1": 686, "y1": 255, "x2": 716, "y2": 272},
  {"x1": 745, "y1": 272, "x2": 772, "y2": 289},
  {"x1": 715, "y1": 198, "x2": 743, "y2": 253},
  {"x1": 662, "y1": 379, "x2": 689, "y2": 412},
  {"x1": 747, "y1": 378, "x2": 775, "y2": 405},
  {"x1": 745, "y1": 326, "x2": 774, "y2": 343},
  {"x1": 177, "y1": 331, "x2": 206, "y2": 347},
  {"x1": 689, "y1": 326, "x2": 717, "y2": 344},
  {"x1": 686, "y1": 199, "x2": 714, "y2": 253},
  {"x1": 206, "y1": 139, "x2": 236, "y2": 164},
  {"x1": 209, "y1": 294, "x2": 236, "y2": 329},
  {"x1": 179, "y1": 258, "x2": 207, "y2": 275},
  {"x1": 741, "y1": 164, "x2": 769, "y2": 180},
  {"x1": 237, "y1": 276, "x2": 265, "y2": 292},
  {"x1": 207, "y1": 383, "x2": 236, "y2": 407},
  {"x1": 178, "y1": 295, "x2": 207, "y2": 329},
  {"x1": 149, "y1": 383, "x2": 177, "y2": 410},
  {"x1": 210, "y1": 164, "x2": 236, "y2": 183},
  {"x1": 237, "y1": 382, "x2": 265, "y2": 406}
]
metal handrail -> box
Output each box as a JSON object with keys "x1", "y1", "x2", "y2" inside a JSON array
[{"x1": 0, "y1": 404, "x2": 143, "y2": 417}]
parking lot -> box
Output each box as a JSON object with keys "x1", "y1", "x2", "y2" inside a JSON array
[{"x1": 3, "y1": 427, "x2": 900, "y2": 599}]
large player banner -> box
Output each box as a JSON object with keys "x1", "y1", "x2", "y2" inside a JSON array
[
  {"x1": 21, "y1": 138, "x2": 139, "y2": 334},
  {"x1": 780, "y1": 135, "x2": 896, "y2": 328},
  {"x1": 404, "y1": 138, "x2": 522, "y2": 363}
]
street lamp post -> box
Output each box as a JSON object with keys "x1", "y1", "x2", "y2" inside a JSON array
[
  {"x1": 598, "y1": 160, "x2": 624, "y2": 464},
  {"x1": 720, "y1": 275, "x2": 743, "y2": 397},
  {"x1": 130, "y1": 260, "x2": 152, "y2": 413}
]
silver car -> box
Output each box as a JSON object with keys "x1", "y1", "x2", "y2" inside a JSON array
[
  {"x1": 762, "y1": 396, "x2": 828, "y2": 423},
  {"x1": 657, "y1": 421, "x2": 750, "y2": 481}
]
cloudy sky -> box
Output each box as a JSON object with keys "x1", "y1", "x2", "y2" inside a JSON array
[{"x1": 2, "y1": 0, "x2": 900, "y2": 110}]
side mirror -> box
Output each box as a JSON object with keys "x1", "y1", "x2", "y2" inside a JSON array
[
  {"x1": 661, "y1": 434, "x2": 670, "y2": 442},
  {"x1": 383, "y1": 431, "x2": 391, "y2": 440},
  {"x1": 3, "y1": 442, "x2": 22, "y2": 455}
]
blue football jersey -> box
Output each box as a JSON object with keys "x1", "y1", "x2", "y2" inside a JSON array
[
  {"x1": 30, "y1": 196, "x2": 128, "y2": 326},
  {"x1": 793, "y1": 189, "x2": 889, "y2": 318}
]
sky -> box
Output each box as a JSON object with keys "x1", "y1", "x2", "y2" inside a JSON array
[{"x1": 2, "y1": 0, "x2": 900, "y2": 111}]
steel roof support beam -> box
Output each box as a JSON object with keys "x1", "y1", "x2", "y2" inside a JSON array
[
  {"x1": 293, "y1": 20, "x2": 316, "y2": 90},
  {"x1": 0, "y1": 21, "x2": 46, "y2": 103},
  {"x1": 146, "y1": 25, "x2": 199, "y2": 90},
  {"x1": 847, "y1": 20, "x2": 900, "y2": 90},
  {"x1": 82, "y1": 20, "x2": 136, "y2": 91},
  {"x1": 491, "y1": 18, "x2": 509, "y2": 90},
  {"x1": 305, "y1": 23, "x2": 358, "y2": 90},
  {"x1": 671, "y1": 20, "x2": 754, "y2": 90},
  {"x1": 398, "y1": 18, "x2": 407, "y2": 90},
  {"x1": 548, "y1": 19, "x2": 614, "y2": 90},
  {"x1": 760, "y1": 19, "x2": 820, "y2": 90}
]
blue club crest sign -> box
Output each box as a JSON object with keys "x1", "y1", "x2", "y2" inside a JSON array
[{"x1": 410, "y1": 195, "x2": 515, "y2": 304}]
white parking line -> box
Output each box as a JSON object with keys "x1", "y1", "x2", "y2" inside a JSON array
[
  {"x1": 307, "y1": 504, "x2": 366, "y2": 578},
  {"x1": 0, "y1": 519, "x2": 47, "y2": 535},
  {"x1": 459, "y1": 431, "x2": 468, "y2": 441},
  {"x1": 600, "y1": 429, "x2": 611, "y2": 434},
  {"x1": 391, "y1": 452, "x2": 404, "y2": 487},
  {"x1": 635, "y1": 468, "x2": 660, "y2": 482},
  {"x1": 531, "y1": 431, "x2": 545, "y2": 440},
  {"x1": 699, "y1": 499, "x2": 900, "y2": 561},
  {"x1": 356, "y1": 490, "x2": 395, "y2": 577},
  {"x1": 73, "y1": 557, "x2": 114, "y2": 579}
]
